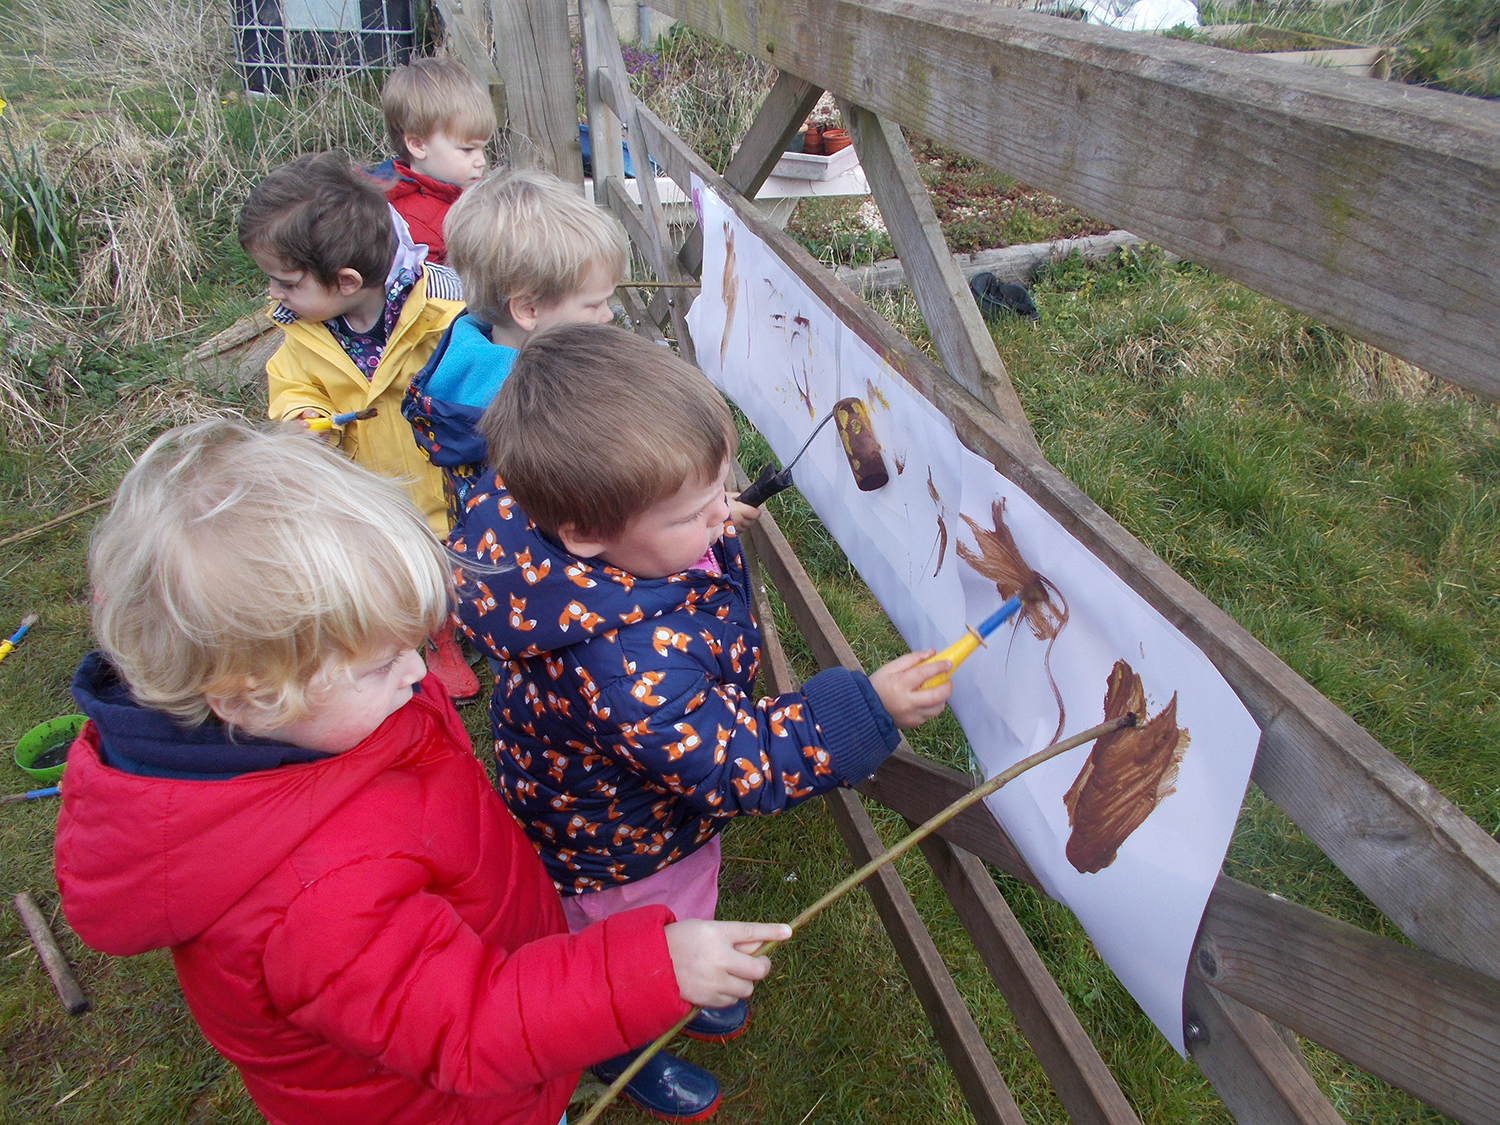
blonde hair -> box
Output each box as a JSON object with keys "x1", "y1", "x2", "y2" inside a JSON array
[
  {"x1": 89, "y1": 420, "x2": 453, "y2": 728},
  {"x1": 484, "y1": 324, "x2": 736, "y2": 540},
  {"x1": 382, "y1": 57, "x2": 497, "y2": 161},
  {"x1": 444, "y1": 167, "x2": 628, "y2": 328}
]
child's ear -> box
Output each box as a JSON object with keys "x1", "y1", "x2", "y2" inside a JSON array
[
  {"x1": 507, "y1": 294, "x2": 543, "y2": 333},
  {"x1": 557, "y1": 523, "x2": 608, "y2": 559},
  {"x1": 334, "y1": 267, "x2": 365, "y2": 296},
  {"x1": 404, "y1": 134, "x2": 429, "y2": 162}
]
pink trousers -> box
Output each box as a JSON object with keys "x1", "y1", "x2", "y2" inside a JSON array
[{"x1": 561, "y1": 836, "x2": 721, "y2": 935}]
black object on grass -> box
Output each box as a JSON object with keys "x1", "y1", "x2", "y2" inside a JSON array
[{"x1": 970, "y1": 272, "x2": 1039, "y2": 321}]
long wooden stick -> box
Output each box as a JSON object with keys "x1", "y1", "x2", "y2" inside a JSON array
[
  {"x1": 14, "y1": 892, "x2": 89, "y2": 1015},
  {"x1": 576, "y1": 713, "x2": 1134, "y2": 1124}
]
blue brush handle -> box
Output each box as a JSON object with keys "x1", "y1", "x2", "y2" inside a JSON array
[
  {"x1": 24, "y1": 787, "x2": 59, "y2": 800},
  {"x1": 974, "y1": 594, "x2": 1024, "y2": 640}
]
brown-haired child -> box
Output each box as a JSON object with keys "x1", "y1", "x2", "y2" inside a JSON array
[{"x1": 448, "y1": 323, "x2": 952, "y2": 1121}]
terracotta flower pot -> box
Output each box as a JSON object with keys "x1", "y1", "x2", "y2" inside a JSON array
[
  {"x1": 800, "y1": 125, "x2": 825, "y2": 155},
  {"x1": 820, "y1": 128, "x2": 851, "y2": 154}
]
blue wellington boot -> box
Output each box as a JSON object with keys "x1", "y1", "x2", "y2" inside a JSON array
[
  {"x1": 681, "y1": 998, "x2": 748, "y2": 1043},
  {"x1": 593, "y1": 1048, "x2": 721, "y2": 1123}
]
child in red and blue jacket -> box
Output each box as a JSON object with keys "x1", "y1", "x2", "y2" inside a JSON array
[{"x1": 450, "y1": 324, "x2": 952, "y2": 1120}]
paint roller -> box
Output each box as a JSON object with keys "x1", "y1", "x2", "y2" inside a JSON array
[{"x1": 738, "y1": 398, "x2": 890, "y2": 507}]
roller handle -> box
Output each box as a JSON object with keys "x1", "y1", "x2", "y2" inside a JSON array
[{"x1": 737, "y1": 464, "x2": 796, "y2": 508}]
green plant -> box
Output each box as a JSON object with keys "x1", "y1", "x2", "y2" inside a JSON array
[{"x1": 0, "y1": 112, "x2": 80, "y2": 274}]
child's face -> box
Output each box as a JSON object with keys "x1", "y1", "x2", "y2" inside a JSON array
[
  {"x1": 251, "y1": 248, "x2": 363, "y2": 323},
  {"x1": 406, "y1": 130, "x2": 488, "y2": 188},
  {"x1": 566, "y1": 458, "x2": 731, "y2": 580},
  {"x1": 246, "y1": 645, "x2": 428, "y2": 755},
  {"x1": 526, "y1": 261, "x2": 620, "y2": 334}
]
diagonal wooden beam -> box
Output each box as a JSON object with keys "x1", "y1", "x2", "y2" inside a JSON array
[{"x1": 840, "y1": 100, "x2": 1038, "y2": 446}]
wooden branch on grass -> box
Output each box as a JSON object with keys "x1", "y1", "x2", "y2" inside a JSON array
[{"x1": 14, "y1": 893, "x2": 88, "y2": 1016}]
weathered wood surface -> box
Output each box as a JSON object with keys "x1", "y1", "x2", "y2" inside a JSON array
[
  {"x1": 181, "y1": 310, "x2": 282, "y2": 388},
  {"x1": 835, "y1": 231, "x2": 1148, "y2": 293},
  {"x1": 919, "y1": 837, "x2": 1142, "y2": 1125},
  {"x1": 1182, "y1": 977, "x2": 1347, "y2": 1125},
  {"x1": 431, "y1": 0, "x2": 508, "y2": 129},
  {"x1": 842, "y1": 101, "x2": 1036, "y2": 442},
  {"x1": 1196, "y1": 877, "x2": 1500, "y2": 1125},
  {"x1": 646, "y1": 0, "x2": 1500, "y2": 399},
  {"x1": 637, "y1": 100, "x2": 1500, "y2": 979},
  {"x1": 14, "y1": 893, "x2": 89, "y2": 1016},
  {"x1": 629, "y1": 97, "x2": 1500, "y2": 984},
  {"x1": 579, "y1": 0, "x2": 625, "y2": 189},
  {"x1": 492, "y1": 0, "x2": 580, "y2": 182}
]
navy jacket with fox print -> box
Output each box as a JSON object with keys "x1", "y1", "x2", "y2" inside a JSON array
[{"x1": 450, "y1": 472, "x2": 901, "y2": 894}]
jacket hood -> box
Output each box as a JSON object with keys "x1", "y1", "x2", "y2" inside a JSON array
[
  {"x1": 451, "y1": 474, "x2": 741, "y2": 662},
  {"x1": 55, "y1": 657, "x2": 451, "y2": 956},
  {"x1": 402, "y1": 313, "x2": 514, "y2": 469},
  {"x1": 71, "y1": 652, "x2": 327, "y2": 779},
  {"x1": 370, "y1": 158, "x2": 464, "y2": 204}
]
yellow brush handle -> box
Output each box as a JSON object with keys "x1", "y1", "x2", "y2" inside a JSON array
[
  {"x1": 0, "y1": 641, "x2": 14, "y2": 664},
  {"x1": 919, "y1": 627, "x2": 984, "y2": 690},
  {"x1": 304, "y1": 417, "x2": 336, "y2": 432}
]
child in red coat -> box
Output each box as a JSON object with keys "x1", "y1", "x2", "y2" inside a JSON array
[
  {"x1": 54, "y1": 419, "x2": 787, "y2": 1125},
  {"x1": 371, "y1": 57, "x2": 497, "y2": 263}
]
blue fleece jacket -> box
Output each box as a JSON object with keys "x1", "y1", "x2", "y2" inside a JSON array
[
  {"x1": 450, "y1": 472, "x2": 900, "y2": 894},
  {"x1": 402, "y1": 313, "x2": 518, "y2": 523}
]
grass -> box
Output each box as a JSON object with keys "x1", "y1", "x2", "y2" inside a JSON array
[{"x1": 0, "y1": 0, "x2": 1495, "y2": 1121}]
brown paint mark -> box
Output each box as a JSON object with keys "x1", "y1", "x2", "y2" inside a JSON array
[
  {"x1": 894, "y1": 451, "x2": 907, "y2": 475},
  {"x1": 864, "y1": 379, "x2": 890, "y2": 411},
  {"x1": 957, "y1": 498, "x2": 1069, "y2": 742},
  {"x1": 926, "y1": 470, "x2": 948, "y2": 576},
  {"x1": 1063, "y1": 659, "x2": 1190, "y2": 874},
  {"x1": 719, "y1": 224, "x2": 737, "y2": 367},
  {"x1": 792, "y1": 362, "x2": 814, "y2": 418},
  {"x1": 793, "y1": 315, "x2": 810, "y2": 328}
]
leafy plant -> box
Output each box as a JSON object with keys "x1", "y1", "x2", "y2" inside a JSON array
[{"x1": 0, "y1": 108, "x2": 80, "y2": 274}]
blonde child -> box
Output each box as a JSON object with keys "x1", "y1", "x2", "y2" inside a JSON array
[
  {"x1": 449, "y1": 324, "x2": 952, "y2": 1120},
  {"x1": 54, "y1": 419, "x2": 790, "y2": 1125},
  {"x1": 371, "y1": 57, "x2": 497, "y2": 264},
  {"x1": 403, "y1": 167, "x2": 624, "y2": 525}
]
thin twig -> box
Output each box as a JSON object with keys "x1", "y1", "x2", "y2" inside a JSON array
[
  {"x1": 720, "y1": 854, "x2": 793, "y2": 866},
  {"x1": 0, "y1": 498, "x2": 109, "y2": 549},
  {"x1": 576, "y1": 713, "x2": 1136, "y2": 1125}
]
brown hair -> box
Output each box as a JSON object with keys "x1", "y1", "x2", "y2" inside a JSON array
[
  {"x1": 382, "y1": 57, "x2": 496, "y2": 162},
  {"x1": 237, "y1": 151, "x2": 394, "y2": 288},
  {"x1": 484, "y1": 324, "x2": 736, "y2": 540},
  {"x1": 444, "y1": 167, "x2": 627, "y2": 329}
]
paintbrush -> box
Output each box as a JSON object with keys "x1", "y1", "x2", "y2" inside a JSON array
[
  {"x1": 918, "y1": 577, "x2": 1047, "y2": 690},
  {"x1": 305, "y1": 407, "x2": 377, "y2": 432},
  {"x1": 1, "y1": 787, "x2": 60, "y2": 804},
  {"x1": 0, "y1": 614, "x2": 38, "y2": 665},
  {"x1": 575, "y1": 711, "x2": 1138, "y2": 1125}
]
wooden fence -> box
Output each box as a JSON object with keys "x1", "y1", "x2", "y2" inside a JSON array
[{"x1": 437, "y1": 0, "x2": 1500, "y2": 1120}]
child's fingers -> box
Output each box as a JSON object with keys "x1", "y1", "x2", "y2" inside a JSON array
[
  {"x1": 882, "y1": 648, "x2": 938, "y2": 675},
  {"x1": 718, "y1": 921, "x2": 791, "y2": 946}
]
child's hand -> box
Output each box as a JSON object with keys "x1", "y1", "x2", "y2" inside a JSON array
[
  {"x1": 870, "y1": 650, "x2": 953, "y2": 729},
  {"x1": 728, "y1": 495, "x2": 761, "y2": 530},
  {"x1": 664, "y1": 919, "x2": 791, "y2": 1009},
  {"x1": 281, "y1": 410, "x2": 330, "y2": 436}
]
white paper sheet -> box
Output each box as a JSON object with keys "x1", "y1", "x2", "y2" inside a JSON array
[{"x1": 686, "y1": 179, "x2": 1260, "y2": 1053}]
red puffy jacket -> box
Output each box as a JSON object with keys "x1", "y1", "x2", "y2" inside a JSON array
[
  {"x1": 373, "y1": 159, "x2": 463, "y2": 264},
  {"x1": 55, "y1": 671, "x2": 689, "y2": 1125}
]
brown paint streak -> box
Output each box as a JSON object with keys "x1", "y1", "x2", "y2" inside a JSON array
[
  {"x1": 957, "y1": 498, "x2": 1069, "y2": 742},
  {"x1": 926, "y1": 470, "x2": 948, "y2": 576},
  {"x1": 865, "y1": 379, "x2": 890, "y2": 410},
  {"x1": 719, "y1": 224, "x2": 737, "y2": 367},
  {"x1": 793, "y1": 362, "x2": 814, "y2": 418},
  {"x1": 1063, "y1": 659, "x2": 1190, "y2": 874}
]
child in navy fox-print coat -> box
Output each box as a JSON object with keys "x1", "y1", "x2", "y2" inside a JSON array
[{"x1": 451, "y1": 326, "x2": 953, "y2": 898}]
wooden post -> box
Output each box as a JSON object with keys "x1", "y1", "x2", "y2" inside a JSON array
[
  {"x1": 840, "y1": 100, "x2": 1038, "y2": 447},
  {"x1": 14, "y1": 893, "x2": 89, "y2": 1016},
  {"x1": 430, "y1": 0, "x2": 508, "y2": 130},
  {"x1": 579, "y1": 0, "x2": 624, "y2": 194},
  {"x1": 493, "y1": 0, "x2": 584, "y2": 185}
]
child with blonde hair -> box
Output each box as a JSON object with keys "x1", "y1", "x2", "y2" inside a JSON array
[
  {"x1": 54, "y1": 418, "x2": 790, "y2": 1125},
  {"x1": 370, "y1": 56, "x2": 497, "y2": 264},
  {"x1": 404, "y1": 167, "x2": 626, "y2": 523},
  {"x1": 450, "y1": 324, "x2": 952, "y2": 1121}
]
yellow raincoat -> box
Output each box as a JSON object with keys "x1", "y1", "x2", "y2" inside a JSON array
[{"x1": 265, "y1": 266, "x2": 463, "y2": 535}]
